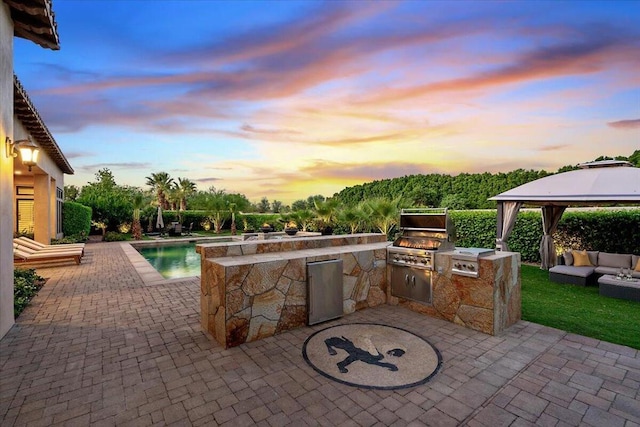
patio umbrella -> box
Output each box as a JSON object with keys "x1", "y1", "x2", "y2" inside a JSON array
[{"x1": 156, "y1": 206, "x2": 164, "y2": 230}]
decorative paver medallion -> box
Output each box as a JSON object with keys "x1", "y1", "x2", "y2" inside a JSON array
[{"x1": 302, "y1": 323, "x2": 442, "y2": 390}]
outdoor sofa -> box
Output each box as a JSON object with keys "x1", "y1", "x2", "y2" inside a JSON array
[{"x1": 549, "y1": 250, "x2": 640, "y2": 286}]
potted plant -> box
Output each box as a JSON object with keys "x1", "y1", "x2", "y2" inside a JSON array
[
  {"x1": 260, "y1": 222, "x2": 273, "y2": 233},
  {"x1": 284, "y1": 221, "x2": 298, "y2": 235},
  {"x1": 313, "y1": 199, "x2": 338, "y2": 235}
]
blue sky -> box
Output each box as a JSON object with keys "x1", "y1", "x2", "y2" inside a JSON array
[{"x1": 14, "y1": 0, "x2": 640, "y2": 204}]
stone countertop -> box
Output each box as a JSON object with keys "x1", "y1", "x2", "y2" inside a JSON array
[
  {"x1": 197, "y1": 232, "x2": 385, "y2": 249},
  {"x1": 207, "y1": 241, "x2": 391, "y2": 266},
  {"x1": 437, "y1": 250, "x2": 518, "y2": 261}
]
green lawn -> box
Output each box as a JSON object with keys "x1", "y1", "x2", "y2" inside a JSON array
[{"x1": 521, "y1": 264, "x2": 640, "y2": 350}]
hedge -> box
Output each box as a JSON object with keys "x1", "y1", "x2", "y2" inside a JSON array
[
  {"x1": 63, "y1": 201, "x2": 92, "y2": 237},
  {"x1": 449, "y1": 209, "x2": 640, "y2": 263},
  {"x1": 553, "y1": 209, "x2": 640, "y2": 255},
  {"x1": 140, "y1": 208, "x2": 640, "y2": 262}
]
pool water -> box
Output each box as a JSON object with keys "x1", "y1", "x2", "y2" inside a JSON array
[{"x1": 138, "y1": 243, "x2": 200, "y2": 279}]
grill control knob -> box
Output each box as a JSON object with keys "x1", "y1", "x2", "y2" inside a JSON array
[{"x1": 469, "y1": 264, "x2": 475, "y2": 271}]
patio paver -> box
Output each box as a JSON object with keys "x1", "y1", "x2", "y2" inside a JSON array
[{"x1": 1, "y1": 242, "x2": 638, "y2": 426}]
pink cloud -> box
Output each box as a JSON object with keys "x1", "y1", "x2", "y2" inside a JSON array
[
  {"x1": 607, "y1": 119, "x2": 640, "y2": 129},
  {"x1": 365, "y1": 33, "x2": 639, "y2": 104}
]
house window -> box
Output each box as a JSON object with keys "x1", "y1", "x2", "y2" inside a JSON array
[
  {"x1": 56, "y1": 187, "x2": 63, "y2": 234},
  {"x1": 17, "y1": 199, "x2": 34, "y2": 235},
  {"x1": 16, "y1": 186, "x2": 34, "y2": 196}
]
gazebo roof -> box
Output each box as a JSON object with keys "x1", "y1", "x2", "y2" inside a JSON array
[{"x1": 490, "y1": 161, "x2": 640, "y2": 205}]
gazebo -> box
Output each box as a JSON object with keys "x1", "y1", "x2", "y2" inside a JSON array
[{"x1": 490, "y1": 160, "x2": 640, "y2": 269}]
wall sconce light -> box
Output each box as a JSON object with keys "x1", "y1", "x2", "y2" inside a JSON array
[{"x1": 5, "y1": 137, "x2": 40, "y2": 171}]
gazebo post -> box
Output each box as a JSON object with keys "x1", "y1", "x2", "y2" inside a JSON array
[{"x1": 496, "y1": 202, "x2": 504, "y2": 251}]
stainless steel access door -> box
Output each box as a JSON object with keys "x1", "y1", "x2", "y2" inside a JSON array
[
  {"x1": 390, "y1": 265, "x2": 432, "y2": 304},
  {"x1": 307, "y1": 259, "x2": 344, "y2": 325}
]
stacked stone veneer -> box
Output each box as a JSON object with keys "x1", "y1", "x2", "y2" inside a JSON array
[
  {"x1": 388, "y1": 251, "x2": 521, "y2": 335},
  {"x1": 198, "y1": 235, "x2": 389, "y2": 348}
]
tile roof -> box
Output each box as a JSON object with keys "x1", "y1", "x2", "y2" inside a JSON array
[
  {"x1": 6, "y1": 0, "x2": 60, "y2": 50},
  {"x1": 14, "y1": 75, "x2": 73, "y2": 174}
]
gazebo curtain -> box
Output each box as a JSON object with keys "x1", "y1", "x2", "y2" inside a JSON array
[
  {"x1": 496, "y1": 201, "x2": 522, "y2": 251},
  {"x1": 539, "y1": 205, "x2": 566, "y2": 270}
]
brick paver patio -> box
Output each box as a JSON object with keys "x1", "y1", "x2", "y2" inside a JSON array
[{"x1": 1, "y1": 242, "x2": 639, "y2": 426}]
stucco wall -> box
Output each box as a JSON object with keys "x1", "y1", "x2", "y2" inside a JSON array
[
  {"x1": 0, "y1": 3, "x2": 15, "y2": 338},
  {"x1": 13, "y1": 119, "x2": 65, "y2": 241}
]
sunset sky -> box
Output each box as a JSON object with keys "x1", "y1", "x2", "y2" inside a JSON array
[{"x1": 14, "y1": 1, "x2": 640, "y2": 204}]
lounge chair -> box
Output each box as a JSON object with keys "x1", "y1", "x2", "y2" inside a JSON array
[
  {"x1": 17, "y1": 236, "x2": 85, "y2": 250},
  {"x1": 14, "y1": 241, "x2": 83, "y2": 257},
  {"x1": 14, "y1": 238, "x2": 85, "y2": 255},
  {"x1": 14, "y1": 246, "x2": 82, "y2": 265},
  {"x1": 183, "y1": 222, "x2": 193, "y2": 236}
]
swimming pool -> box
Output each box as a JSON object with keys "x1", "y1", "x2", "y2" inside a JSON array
[{"x1": 137, "y1": 243, "x2": 200, "y2": 279}]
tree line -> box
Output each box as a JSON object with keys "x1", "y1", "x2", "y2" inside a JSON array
[
  {"x1": 333, "y1": 151, "x2": 640, "y2": 209},
  {"x1": 64, "y1": 150, "x2": 639, "y2": 237}
]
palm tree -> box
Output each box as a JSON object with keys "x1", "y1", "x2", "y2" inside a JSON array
[
  {"x1": 175, "y1": 178, "x2": 197, "y2": 211},
  {"x1": 203, "y1": 187, "x2": 229, "y2": 234},
  {"x1": 228, "y1": 202, "x2": 238, "y2": 235},
  {"x1": 167, "y1": 186, "x2": 180, "y2": 211},
  {"x1": 145, "y1": 172, "x2": 174, "y2": 210},
  {"x1": 313, "y1": 198, "x2": 339, "y2": 234},
  {"x1": 362, "y1": 197, "x2": 403, "y2": 239},
  {"x1": 336, "y1": 204, "x2": 367, "y2": 234},
  {"x1": 131, "y1": 193, "x2": 147, "y2": 240},
  {"x1": 288, "y1": 210, "x2": 314, "y2": 232}
]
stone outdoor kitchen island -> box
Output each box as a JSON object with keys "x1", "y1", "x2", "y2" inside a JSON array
[
  {"x1": 198, "y1": 234, "x2": 389, "y2": 348},
  {"x1": 198, "y1": 234, "x2": 521, "y2": 348},
  {"x1": 388, "y1": 251, "x2": 521, "y2": 335}
]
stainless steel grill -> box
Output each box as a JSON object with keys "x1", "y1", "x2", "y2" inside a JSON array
[
  {"x1": 387, "y1": 208, "x2": 456, "y2": 304},
  {"x1": 387, "y1": 208, "x2": 456, "y2": 271}
]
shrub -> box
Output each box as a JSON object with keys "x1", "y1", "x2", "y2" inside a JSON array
[
  {"x1": 52, "y1": 235, "x2": 87, "y2": 244},
  {"x1": 14, "y1": 268, "x2": 45, "y2": 317},
  {"x1": 104, "y1": 231, "x2": 129, "y2": 242},
  {"x1": 63, "y1": 201, "x2": 92, "y2": 237}
]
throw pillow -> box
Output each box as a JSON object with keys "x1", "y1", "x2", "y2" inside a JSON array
[
  {"x1": 635, "y1": 258, "x2": 640, "y2": 272},
  {"x1": 563, "y1": 251, "x2": 574, "y2": 266},
  {"x1": 572, "y1": 250, "x2": 593, "y2": 267}
]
